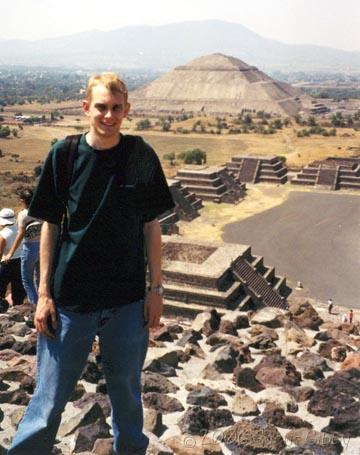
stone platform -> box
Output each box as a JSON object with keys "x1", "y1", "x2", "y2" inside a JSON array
[
  {"x1": 175, "y1": 166, "x2": 245, "y2": 204},
  {"x1": 161, "y1": 236, "x2": 290, "y2": 315},
  {"x1": 291, "y1": 157, "x2": 360, "y2": 191},
  {"x1": 226, "y1": 155, "x2": 288, "y2": 184}
]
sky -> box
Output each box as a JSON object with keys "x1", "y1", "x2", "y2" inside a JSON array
[{"x1": 2, "y1": 0, "x2": 360, "y2": 51}]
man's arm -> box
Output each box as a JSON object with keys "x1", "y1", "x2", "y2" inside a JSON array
[
  {"x1": 143, "y1": 218, "x2": 163, "y2": 328},
  {"x1": 2, "y1": 227, "x2": 25, "y2": 261},
  {"x1": 34, "y1": 222, "x2": 59, "y2": 339},
  {"x1": 0, "y1": 237, "x2": 6, "y2": 261}
]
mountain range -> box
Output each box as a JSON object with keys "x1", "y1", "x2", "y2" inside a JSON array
[{"x1": 1, "y1": 20, "x2": 359, "y2": 72}]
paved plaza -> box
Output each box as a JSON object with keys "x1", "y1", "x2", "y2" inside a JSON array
[{"x1": 223, "y1": 191, "x2": 360, "y2": 308}]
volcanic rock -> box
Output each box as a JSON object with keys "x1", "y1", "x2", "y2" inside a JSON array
[
  {"x1": 250, "y1": 307, "x2": 284, "y2": 328},
  {"x1": 285, "y1": 428, "x2": 342, "y2": 452},
  {"x1": 322, "y1": 401, "x2": 360, "y2": 437},
  {"x1": 143, "y1": 359, "x2": 176, "y2": 377},
  {"x1": 0, "y1": 389, "x2": 30, "y2": 405},
  {"x1": 222, "y1": 419, "x2": 285, "y2": 453},
  {"x1": 284, "y1": 386, "x2": 314, "y2": 402},
  {"x1": 330, "y1": 346, "x2": 347, "y2": 362},
  {"x1": 186, "y1": 385, "x2": 227, "y2": 408},
  {"x1": 0, "y1": 336, "x2": 16, "y2": 350},
  {"x1": 177, "y1": 330, "x2": 202, "y2": 347},
  {"x1": 59, "y1": 402, "x2": 106, "y2": 437},
  {"x1": 307, "y1": 389, "x2": 355, "y2": 417},
  {"x1": 260, "y1": 403, "x2": 312, "y2": 429},
  {"x1": 295, "y1": 351, "x2": 330, "y2": 372},
  {"x1": 315, "y1": 368, "x2": 360, "y2": 397},
  {"x1": 231, "y1": 391, "x2": 259, "y2": 416},
  {"x1": 72, "y1": 418, "x2": 111, "y2": 453},
  {"x1": 144, "y1": 408, "x2": 164, "y2": 437},
  {"x1": 218, "y1": 320, "x2": 237, "y2": 336},
  {"x1": 233, "y1": 367, "x2": 264, "y2": 392},
  {"x1": 12, "y1": 338, "x2": 37, "y2": 356},
  {"x1": 142, "y1": 371, "x2": 179, "y2": 394},
  {"x1": 340, "y1": 351, "x2": 360, "y2": 370},
  {"x1": 73, "y1": 393, "x2": 111, "y2": 418},
  {"x1": 287, "y1": 301, "x2": 323, "y2": 330},
  {"x1": 254, "y1": 354, "x2": 301, "y2": 387},
  {"x1": 81, "y1": 353, "x2": 103, "y2": 383},
  {"x1": 165, "y1": 434, "x2": 223, "y2": 455},
  {"x1": 143, "y1": 392, "x2": 184, "y2": 414},
  {"x1": 178, "y1": 406, "x2": 234, "y2": 435}
]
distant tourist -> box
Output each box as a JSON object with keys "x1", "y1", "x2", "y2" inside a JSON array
[
  {"x1": 327, "y1": 298, "x2": 333, "y2": 314},
  {"x1": 8, "y1": 72, "x2": 174, "y2": 454},
  {"x1": 3, "y1": 188, "x2": 42, "y2": 304},
  {"x1": 342, "y1": 313, "x2": 348, "y2": 323},
  {"x1": 348, "y1": 309, "x2": 354, "y2": 324},
  {"x1": 0, "y1": 208, "x2": 26, "y2": 306}
]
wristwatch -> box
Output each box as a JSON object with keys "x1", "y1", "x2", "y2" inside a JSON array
[{"x1": 148, "y1": 284, "x2": 164, "y2": 296}]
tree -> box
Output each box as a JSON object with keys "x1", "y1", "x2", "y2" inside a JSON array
[
  {"x1": 0, "y1": 125, "x2": 10, "y2": 138},
  {"x1": 177, "y1": 148, "x2": 206, "y2": 165},
  {"x1": 162, "y1": 122, "x2": 171, "y2": 132},
  {"x1": 308, "y1": 116, "x2": 317, "y2": 127},
  {"x1": 331, "y1": 112, "x2": 345, "y2": 127},
  {"x1": 163, "y1": 152, "x2": 175, "y2": 165},
  {"x1": 136, "y1": 118, "x2": 151, "y2": 130},
  {"x1": 273, "y1": 119, "x2": 283, "y2": 129}
]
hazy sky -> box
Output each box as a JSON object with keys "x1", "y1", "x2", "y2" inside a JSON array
[{"x1": 2, "y1": 0, "x2": 360, "y2": 51}]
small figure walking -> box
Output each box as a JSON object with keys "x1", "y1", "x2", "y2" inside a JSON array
[
  {"x1": 348, "y1": 309, "x2": 354, "y2": 324},
  {"x1": 342, "y1": 313, "x2": 348, "y2": 323},
  {"x1": 327, "y1": 298, "x2": 333, "y2": 314}
]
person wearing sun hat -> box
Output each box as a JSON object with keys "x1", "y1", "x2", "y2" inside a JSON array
[{"x1": 0, "y1": 208, "x2": 26, "y2": 306}]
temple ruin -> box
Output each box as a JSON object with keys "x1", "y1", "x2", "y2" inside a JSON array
[
  {"x1": 158, "y1": 180, "x2": 203, "y2": 234},
  {"x1": 130, "y1": 53, "x2": 308, "y2": 116},
  {"x1": 226, "y1": 155, "x2": 288, "y2": 184},
  {"x1": 175, "y1": 166, "x2": 245, "y2": 203},
  {"x1": 161, "y1": 236, "x2": 290, "y2": 317},
  {"x1": 291, "y1": 157, "x2": 360, "y2": 191}
]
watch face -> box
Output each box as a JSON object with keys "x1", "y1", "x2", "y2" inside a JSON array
[
  {"x1": 156, "y1": 285, "x2": 164, "y2": 296},
  {"x1": 149, "y1": 285, "x2": 164, "y2": 296}
]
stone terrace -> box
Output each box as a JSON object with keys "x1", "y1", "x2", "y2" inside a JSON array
[
  {"x1": 175, "y1": 166, "x2": 245, "y2": 204},
  {"x1": 161, "y1": 236, "x2": 289, "y2": 317},
  {"x1": 158, "y1": 180, "x2": 203, "y2": 235},
  {"x1": 291, "y1": 157, "x2": 360, "y2": 191},
  {"x1": 226, "y1": 155, "x2": 288, "y2": 184}
]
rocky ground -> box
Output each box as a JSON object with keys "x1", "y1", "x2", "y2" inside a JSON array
[{"x1": 0, "y1": 297, "x2": 359, "y2": 455}]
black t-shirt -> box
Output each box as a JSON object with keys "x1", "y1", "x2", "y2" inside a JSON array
[{"x1": 29, "y1": 134, "x2": 174, "y2": 312}]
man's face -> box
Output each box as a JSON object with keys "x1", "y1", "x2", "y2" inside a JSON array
[{"x1": 82, "y1": 84, "x2": 130, "y2": 140}]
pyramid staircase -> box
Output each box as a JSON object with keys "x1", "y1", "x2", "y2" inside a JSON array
[
  {"x1": 227, "y1": 155, "x2": 287, "y2": 184},
  {"x1": 291, "y1": 157, "x2": 360, "y2": 191},
  {"x1": 231, "y1": 256, "x2": 288, "y2": 310},
  {"x1": 175, "y1": 166, "x2": 245, "y2": 204},
  {"x1": 161, "y1": 237, "x2": 290, "y2": 316}
]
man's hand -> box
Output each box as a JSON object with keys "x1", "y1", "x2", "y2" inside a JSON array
[
  {"x1": 34, "y1": 294, "x2": 57, "y2": 340},
  {"x1": 144, "y1": 292, "x2": 163, "y2": 329},
  {"x1": 2, "y1": 253, "x2": 11, "y2": 263}
]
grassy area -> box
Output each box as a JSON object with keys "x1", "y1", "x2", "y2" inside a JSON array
[{"x1": 1, "y1": 107, "x2": 360, "y2": 176}]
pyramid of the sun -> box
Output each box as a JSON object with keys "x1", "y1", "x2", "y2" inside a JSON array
[{"x1": 130, "y1": 53, "x2": 304, "y2": 116}]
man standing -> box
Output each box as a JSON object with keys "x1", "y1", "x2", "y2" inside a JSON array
[{"x1": 8, "y1": 73, "x2": 174, "y2": 455}]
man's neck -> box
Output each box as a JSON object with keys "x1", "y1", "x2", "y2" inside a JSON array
[{"x1": 85, "y1": 132, "x2": 121, "y2": 150}]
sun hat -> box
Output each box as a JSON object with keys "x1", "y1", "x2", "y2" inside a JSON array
[{"x1": 0, "y1": 208, "x2": 15, "y2": 226}]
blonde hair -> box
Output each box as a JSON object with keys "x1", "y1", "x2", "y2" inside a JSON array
[{"x1": 86, "y1": 72, "x2": 128, "y2": 103}]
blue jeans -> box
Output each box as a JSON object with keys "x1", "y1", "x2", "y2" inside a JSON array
[
  {"x1": 8, "y1": 300, "x2": 149, "y2": 455},
  {"x1": 21, "y1": 242, "x2": 40, "y2": 305}
]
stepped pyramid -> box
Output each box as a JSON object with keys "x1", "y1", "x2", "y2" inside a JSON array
[{"x1": 130, "y1": 53, "x2": 304, "y2": 116}]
